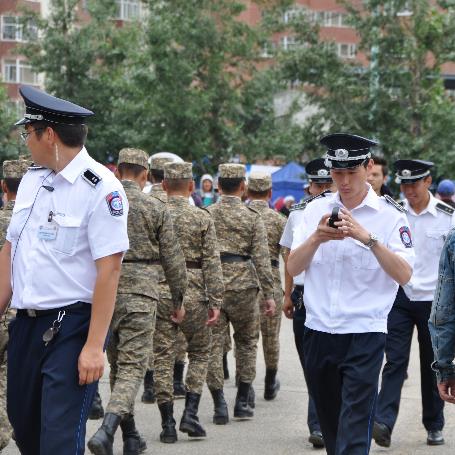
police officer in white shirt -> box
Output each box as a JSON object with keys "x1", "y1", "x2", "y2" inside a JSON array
[
  {"x1": 287, "y1": 133, "x2": 415, "y2": 455},
  {"x1": 281, "y1": 157, "x2": 334, "y2": 449},
  {"x1": 0, "y1": 86, "x2": 129, "y2": 454},
  {"x1": 373, "y1": 160, "x2": 454, "y2": 448}
]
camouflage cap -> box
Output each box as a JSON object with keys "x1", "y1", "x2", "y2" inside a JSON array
[
  {"x1": 150, "y1": 156, "x2": 173, "y2": 171},
  {"x1": 218, "y1": 163, "x2": 245, "y2": 179},
  {"x1": 248, "y1": 172, "x2": 272, "y2": 192},
  {"x1": 164, "y1": 162, "x2": 193, "y2": 179},
  {"x1": 117, "y1": 148, "x2": 149, "y2": 169},
  {"x1": 3, "y1": 159, "x2": 31, "y2": 179}
]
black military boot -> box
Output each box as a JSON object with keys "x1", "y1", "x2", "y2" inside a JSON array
[
  {"x1": 264, "y1": 368, "x2": 280, "y2": 401},
  {"x1": 141, "y1": 370, "x2": 156, "y2": 404},
  {"x1": 88, "y1": 387, "x2": 105, "y2": 420},
  {"x1": 223, "y1": 353, "x2": 230, "y2": 380},
  {"x1": 234, "y1": 381, "x2": 254, "y2": 419},
  {"x1": 248, "y1": 385, "x2": 256, "y2": 409},
  {"x1": 209, "y1": 389, "x2": 229, "y2": 425},
  {"x1": 158, "y1": 402, "x2": 177, "y2": 443},
  {"x1": 120, "y1": 414, "x2": 147, "y2": 455},
  {"x1": 179, "y1": 392, "x2": 207, "y2": 437},
  {"x1": 173, "y1": 361, "x2": 186, "y2": 398},
  {"x1": 87, "y1": 413, "x2": 121, "y2": 455}
]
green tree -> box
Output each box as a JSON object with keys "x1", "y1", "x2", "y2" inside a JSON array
[
  {"x1": 0, "y1": 83, "x2": 20, "y2": 162},
  {"x1": 278, "y1": 0, "x2": 455, "y2": 175}
]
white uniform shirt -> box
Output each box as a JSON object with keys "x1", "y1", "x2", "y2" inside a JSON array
[
  {"x1": 402, "y1": 192, "x2": 455, "y2": 301},
  {"x1": 7, "y1": 147, "x2": 129, "y2": 310},
  {"x1": 291, "y1": 185, "x2": 415, "y2": 334},
  {"x1": 280, "y1": 208, "x2": 306, "y2": 286}
]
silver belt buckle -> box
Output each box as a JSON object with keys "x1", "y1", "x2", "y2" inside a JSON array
[{"x1": 26, "y1": 309, "x2": 37, "y2": 317}]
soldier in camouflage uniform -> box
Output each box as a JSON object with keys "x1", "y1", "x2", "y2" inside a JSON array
[
  {"x1": 154, "y1": 161, "x2": 224, "y2": 443},
  {"x1": 0, "y1": 159, "x2": 29, "y2": 450},
  {"x1": 88, "y1": 149, "x2": 187, "y2": 455},
  {"x1": 247, "y1": 173, "x2": 286, "y2": 400},
  {"x1": 142, "y1": 156, "x2": 189, "y2": 402},
  {"x1": 206, "y1": 163, "x2": 276, "y2": 423}
]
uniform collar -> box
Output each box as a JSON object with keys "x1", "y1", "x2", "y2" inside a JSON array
[
  {"x1": 121, "y1": 180, "x2": 141, "y2": 191},
  {"x1": 249, "y1": 200, "x2": 268, "y2": 209},
  {"x1": 404, "y1": 191, "x2": 438, "y2": 217},
  {"x1": 4, "y1": 200, "x2": 15, "y2": 211},
  {"x1": 57, "y1": 147, "x2": 89, "y2": 185},
  {"x1": 332, "y1": 183, "x2": 380, "y2": 211},
  {"x1": 169, "y1": 195, "x2": 189, "y2": 205},
  {"x1": 220, "y1": 195, "x2": 242, "y2": 205}
]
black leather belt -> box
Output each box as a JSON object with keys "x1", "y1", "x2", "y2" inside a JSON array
[
  {"x1": 17, "y1": 302, "x2": 89, "y2": 318},
  {"x1": 271, "y1": 259, "x2": 279, "y2": 268},
  {"x1": 123, "y1": 259, "x2": 161, "y2": 265},
  {"x1": 220, "y1": 253, "x2": 251, "y2": 263},
  {"x1": 186, "y1": 260, "x2": 202, "y2": 269}
]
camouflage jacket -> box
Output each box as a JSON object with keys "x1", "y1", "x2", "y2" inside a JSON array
[
  {"x1": 119, "y1": 181, "x2": 187, "y2": 307},
  {"x1": 0, "y1": 201, "x2": 14, "y2": 247},
  {"x1": 167, "y1": 196, "x2": 224, "y2": 309},
  {"x1": 249, "y1": 200, "x2": 286, "y2": 287},
  {"x1": 207, "y1": 195, "x2": 274, "y2": 298},
  {"x1": 150, "y1": 184, "x2": 167, "y2": 203}
]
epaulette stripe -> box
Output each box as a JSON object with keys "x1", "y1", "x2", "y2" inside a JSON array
[
  {"x1": 384, "y1": 194, "x2": 406, "y2": 212},
  {"x1": 82, "y1": 169, "x2": 102, "y2": 187},
  {"x1": 436, "y1": 202, "x2": 455, "y2": 215},
  {"x1": 290, "y1": 189, "x2": 331, "y2": 212}
]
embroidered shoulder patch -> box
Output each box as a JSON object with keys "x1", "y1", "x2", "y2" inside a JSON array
[
  {"x1": 82, "y1": 169, "x2": 102, "y2": 187},
  {"x1": 106, "y1": 191, "x2": 124, "y2": 216},
  {"x1": 399, "y1": 226, "x2": 413, "y2": 248}
]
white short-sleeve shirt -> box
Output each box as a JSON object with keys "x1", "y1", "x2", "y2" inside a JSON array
[
  {"x1": 401, "y1": 193, "x2": 455, "y2": 301},
  {"x1": 6, "y1": 147, "x2": 129, "y2": 310},
  {"x1": 291, "y1": 185, "x2": 415, "y2": 334}
]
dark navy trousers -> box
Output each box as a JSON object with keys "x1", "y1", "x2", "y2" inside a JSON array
[
  {"x1": 7, "y1": 303, "x2": 97, "y2": 455},
  {"x1": 303, "y1": 328, "x2": 386, "y2": 455},
  {"x1": 291, "y1": 286, "x2": 321, "y2": 433},
  {"x1": 376, "y1": 286, "x2": 444, "y2": 432}
]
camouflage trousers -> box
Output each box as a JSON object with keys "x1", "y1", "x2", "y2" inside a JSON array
[
  {"x1": 223, "y1": 324, "x2": 232, "y2": 354},
  {"x1": 106, "y1": 294, "x2": 156, "y2": 416},
  {"x1": 154, "y1": 298, "x2": 211, "y2": 404},
  {"x1": 260, "y1": 286, "x2": 283, "y2": 370},
  {"x1": 0, "y1": 311, "x2": 13, "y2": 451},
  {"x1": 207, "y1": 288, "x2": 259, "y2": 390}
]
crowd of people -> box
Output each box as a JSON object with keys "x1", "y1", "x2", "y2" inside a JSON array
[{"x1": 0, "y1": 85, "x2": 454, "y2": 455}]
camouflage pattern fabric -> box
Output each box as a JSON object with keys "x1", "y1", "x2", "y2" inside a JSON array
[
  {"x1": 150, "y1": 184, "x2": 168, "y2": 203},
  {"x1": 223, "y1": 324, "x2": 232, "y2": 355},
  {"x1": 207, "y1": 289, "x2": 259, "y2": 390},
  {"x1": 106, "y1": 294, "x2": 156, "y2": 416},
  {"x1": 249, "y1": 200, "x2": 286, "y2": 369},
  {"x1": 153, "y1": 195, "x2": 224, "y2": 404},
  {"x1": 175, "y1": 329, "x2": 187, "y2": 363},
  {"x1": 0, "y1": 201, "x2": 16, "y2": 449}
]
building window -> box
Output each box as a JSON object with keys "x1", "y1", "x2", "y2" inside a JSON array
[
  {"x1": 310, "y1": 11, "x2": 349, "y2": 28},
  {"x1": 337, "y1": 43, "x2": 357, "y2": 59},
  {"x1": 283, "y1": 6, "x2": 306, "y2": 24},
  {"x1": 1, "y1": 16, "x2": 38, "y2": 42},
  {"x1": 280, "y1": 35, "x2": 300, "y2": 51},
  {"x1": 3, "y1": 59, "x2": 39, "y2": 84},
  {"x1": 116, "y1": 0, "x2": 143, "y2": 20}
]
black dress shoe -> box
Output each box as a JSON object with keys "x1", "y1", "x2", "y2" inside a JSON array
[
  {"x1": 372, "y1": 422, "x2": 391, "y2": 447},
  {"x1": 427, "y1": 430, "x2": 444, "y2": 446},
  {"x1": 308, "y1": 431, "x2": 324, "y2": 448}
]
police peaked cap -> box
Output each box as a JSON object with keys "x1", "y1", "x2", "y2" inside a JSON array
[
  {"x1": 394, "y1": 159, "x2": 434, "y2": 184},
  {"x1": 305, "y1": 158, "x2": 333, "y2": 183},
  {"x1": 15, "y1": 85, "x2": 94, "y2": 126},
  {"x1": 321, "y1": 133, "x2": 378, "y2": 169}
]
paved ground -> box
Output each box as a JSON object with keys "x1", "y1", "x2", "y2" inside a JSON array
[{"x1": 4, "y1": 314, "x2": 455, "y2": 454}]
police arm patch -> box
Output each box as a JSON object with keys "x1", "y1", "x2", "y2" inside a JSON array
[
  {"x1": 399, "y1": 226, "x2": 412, "y2": 248},
  {"x1": 106, "y1": 191, "x2": 124, "y2": 216}
]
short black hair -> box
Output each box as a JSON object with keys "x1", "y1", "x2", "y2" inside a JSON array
[
  {"x1": 371, "y1": 155, "x2": 388, "y2": 176},
  {"x1": 150, "y1": 169, "x2": 164, "y2": 183},
  {"x1": 247, "y1": 188, "x2": 269, "y2": 199},
  {"x1": 165, "y1": 178, "x2": 191, "y2": 191},
  {"x1": 117, "y1": 163, "x2": 146, "y2": 178},
  {"x1": 3, "y1": 178, "x2": 21, "y2": 194},
  {"x1": 218, "y1": 177, "x2": 244, "y2": 193},
  {"x1": 33, "y1": 121, "x2": 88, "y2": 148}
]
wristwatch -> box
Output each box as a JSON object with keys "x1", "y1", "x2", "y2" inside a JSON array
[{"x1": 365, "y1": 232, "x2": 379, "y2": 249}]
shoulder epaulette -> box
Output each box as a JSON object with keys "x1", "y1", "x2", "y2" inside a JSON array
[
  {"x1": 384, "y1": 194, "x2": 406, "y2": 212},
  {"x1": 28, "y1": 163, "x2": 45, "y2": 171},
  {"x1": 82, "y1": 169, "x2": 102, "y2": 187},
  {"x1": 290, "y1": 189, "x2": 331, "y2": 212},
  {"x1": 436, "y1": 202, "x2": 455, "y2": 216}
]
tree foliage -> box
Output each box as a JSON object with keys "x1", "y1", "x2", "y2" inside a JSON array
[
  {"x1": 0, "y1": 83, "x2": 20, "y2": 162},
  {"x1": 278, "y1": 0, "x2": 455, "y2": 176}
]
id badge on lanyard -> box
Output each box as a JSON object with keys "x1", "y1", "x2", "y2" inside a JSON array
[{"x1": 37, "y1": 211, "x2": 58, "y2": 241}]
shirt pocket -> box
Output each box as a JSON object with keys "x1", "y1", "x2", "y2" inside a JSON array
[
  {"x1": 51, "y1": 216, "x2": 82, "y2": 256},
  {"x1": 425, "y1": 230, "x2": 447, "y2": 254},
  {"x1": 9, "y1": 203, "x2": 33, "y2": 241},
  {"x1": 347, "y1": 238, "x2": 382, "y2": 270}
]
